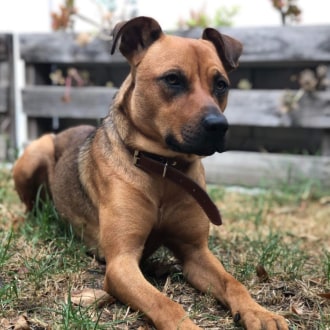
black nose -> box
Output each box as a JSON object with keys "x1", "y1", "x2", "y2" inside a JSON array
[{"x1": 202, "y1": 113, "x2": 228, "y2": 134}]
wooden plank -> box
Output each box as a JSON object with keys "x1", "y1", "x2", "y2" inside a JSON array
[
  {"x1": 22, "y1": 86, "x2": 330, "y2": 128},
  {"x1": 321, "y1": 130, "x2": 330, "y2": 156},
  {"x1": 0, "y1": 34, "x2": 9, "y2": 61},
  {"x1": 0, "y1": 62, "x2": 9, "y2": 84},
  {"x1": 0, "y1": 135, "x2": 6, "y2": 161},
  {"x1": 183, "y1": 25, "x2": 330, "y2": 64},
  {"x1": 19, "y1": 33, "x2": 121, "y2": 64},
  {"x1": 226, "y1": 126, "x2": 322, "y2": 154},
  {"x1": 226, "y1": 90, "x2": 330, "y2": 128},
  {"x1": 203, "y1": 151, "x2": 330, "y2": 188},
  {"x1": 20, "y1": 26, "x2": 330, "y2": 64},
  {"x1": 22, "y1": 86, "x2": 117, "y2": 118},
  {"x1": 0, "y1": 86, "x2": 8, "y2": 112}
]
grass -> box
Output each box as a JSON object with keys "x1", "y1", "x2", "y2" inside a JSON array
[{"x1": 0, "y1": 166, "x2": 330, "y2": 329}]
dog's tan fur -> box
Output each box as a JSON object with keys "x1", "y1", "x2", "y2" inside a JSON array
[{"x1": 13, "y1": 17, "x2": 288, "y2": 329}]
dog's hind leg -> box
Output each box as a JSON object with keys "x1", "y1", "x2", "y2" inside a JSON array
[{"x1": 13, "y1": 133, "x2": 55, "y2": 212}]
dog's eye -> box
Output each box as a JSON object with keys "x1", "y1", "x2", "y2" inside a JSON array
[
  {"x1": 214, "y1": 79, "x2": 228, "y2": 94},
  {"x1": 164, "y1": 73, "x2": 181, "y2": 86},
  {"x1": 159, "y1": 71, "x2": 188, "y2": 96}
]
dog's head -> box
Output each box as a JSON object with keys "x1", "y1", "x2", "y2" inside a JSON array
[{"x1": 111, "y1": 16, "x2": 242, "y2": 158}]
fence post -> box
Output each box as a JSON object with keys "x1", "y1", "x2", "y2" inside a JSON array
[{"x1": 12, "y1": 33, "x2": 27, "y2": 155}]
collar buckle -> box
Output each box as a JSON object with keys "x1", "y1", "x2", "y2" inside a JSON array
[
  {"x1": 134, "y1": 149, "x2": 169, "y2": 178},
  {"x1": 133, "y1": 150, "x2": 140, "y2": 165},
  {"x1": 162, "y1": 161, "x2": 169, "y2": 178}
]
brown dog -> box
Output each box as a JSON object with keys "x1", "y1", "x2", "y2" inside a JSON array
[{"x1": 13, "y1": 17, "x2": 288, "y2": 330}]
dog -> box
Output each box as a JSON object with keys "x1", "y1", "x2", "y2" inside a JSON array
[{"x1": 13, "y1": 16, "x2": 288, "y2": 330}]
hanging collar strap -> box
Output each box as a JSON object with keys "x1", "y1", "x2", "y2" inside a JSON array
[{"x1": 132, "y1": 150, "x2": 222, "y2": 226}]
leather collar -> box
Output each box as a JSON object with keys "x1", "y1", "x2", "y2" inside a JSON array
[{"x1": 132, "y1": 149, "x2": 222, "y2": 226}]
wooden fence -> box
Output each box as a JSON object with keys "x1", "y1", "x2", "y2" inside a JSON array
[
  {"x1": 0, "y1": 34, "x2": 14, "y2": 160},
  {"x1": 3, "y1": 25, "x2": 330, "y2": 187}
]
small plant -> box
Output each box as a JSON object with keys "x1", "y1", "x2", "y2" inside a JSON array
[
  {"x1": 270, "y1": 0, "x2": 302, "y2": 25},
  {"x1": 256, "y1": 232, "x2": 306, "y2": 279},
  {"x1": 208, "y1": 185, "x2": 226, "y2": 202},
  {"x1": 51, "y1": 0, "x2": 137, "y2": 36},
  {"x1": 280, "y1": 65, "x2": 329, "y2": 114},
  {"x1": 324, "y1": 252, "x2": 330, "y2": 285},
  {"x1": 57, "y1": 295, "x2": 104, "y2": 330},
  {"x1": 178, "y1": 5, "x2": 239, "y2": 29},
  {"x1": 0, "y1": 168, "x2": 12, "y2": 204},
  {"x1": 0, "y1": 230, "x2": 13, "y2": 267},
  {"x1": 50, "y1": 67, "x2": 89, "y2": 103},
  {"x1": 0, "y1": 280, "x2": 19, "y2": 308},
  {"x1": 51, "y1": 0, "x2": 76, "y2": 31}
]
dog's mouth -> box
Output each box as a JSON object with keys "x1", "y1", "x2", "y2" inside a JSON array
[
  {"x1": 165, "y1": 111, "x2": 228, "y2": 156},
  {"x1": 165, "y1": 133, "x2": 226, "y2": 156}
]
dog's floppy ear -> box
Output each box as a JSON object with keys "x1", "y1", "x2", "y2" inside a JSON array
[
  {"x1": 202, "y1": 28, "x2": 243, "y2": 72},
  {"x1": 111, "y1": 16, "x2": 163, "y2": 65}
]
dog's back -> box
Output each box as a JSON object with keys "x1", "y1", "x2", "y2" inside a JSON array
[
  {"x1": 13, "y1": 125, "x2": 95, "y2": 211},
  {"x1": 52, "y1": 125, "x2": 102, "y2": 255}
]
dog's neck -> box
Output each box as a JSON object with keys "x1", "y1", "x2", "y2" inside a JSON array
[
  {"x1": 128, "y1": 148, "x2": 191, "y2": 173},
  {"x1": 129, "y1": 149, "x2": 222, "y2": 226}
]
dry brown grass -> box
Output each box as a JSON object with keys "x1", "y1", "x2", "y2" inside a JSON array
[{"x1": 0, "y1": 167, "x2": 329, "y2": 329}]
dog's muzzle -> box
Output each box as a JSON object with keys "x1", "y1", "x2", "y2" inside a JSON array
[{"x1": 166, "y1": 109, "x2": 228, "y2": 156}]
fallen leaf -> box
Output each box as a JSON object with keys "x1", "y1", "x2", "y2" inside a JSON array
[
  {"x1": 273, "y1": 206, "x2": 297, "y2": 215},
  {"x1": 162, "y1": 276, "x2": 171, "y2": 293},
  {"x1": 29, "y1": 317, "x2": 49, "y2": 329},
  {"x1": 308, "y1": 278, "x2": 323, "y2": 286},
  {"x1": 317, "y1": 292, "x2": 330, "y2": 299},
  {"x1": 256, "y1": 264, "x2": 269, "y2": 282},
  {"x1": 0, "y1": 318, "x2": 11, "y2": 328},
  {"x1": 290, "y1": 304, "x2": 303, "y2": 315},
  {"x1": 320, "y1": 196, "x2": 330, "y2": 205},
  {"x1": 67, "y1": 288, "x2": 115, "y2": 308},
  {"x1": 14, "y1": 314, "x2": 30, "y2": 330}
]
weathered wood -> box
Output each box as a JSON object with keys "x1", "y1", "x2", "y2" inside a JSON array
[
  {"x1": 22, "y1": 86, "x2": 330, "y2": 129},
  {"x1": 0, "y1": 34, "x2": 10, "y2": 61},
  {"x1": 19, "y1": 33, "x2": 121, "y2": 64},
  {"x1": 183, "y1": 25, "x2": 330, "y2": 64},
  {"x1": 0, "y1": 36, "x2": 10, "y2": 114},
  {"x1": 227, "y1": 90, "x2": 330, "y2": 128},
  {"x1": 321, "y1": 130, "x2": 330, "y2": 156},
  {"x1": 22, "y1": 86, "x2": 116, "y2": 118},
  {"x1": 0, "y1": 135, "x2": 6, "y2": 160},
  {"x1": 226, "y1": 126, "x2": 322, "y2": 154},
  {"x1": 0, "y1": 86, "x2": 8, "y2": 113},
  {"x1": 203, "y1": 151, "x2": 330, "y2": 188},
  {"x1": 0, "y1": 62, "x2": 8, "y2": 85},
  {"x1": 20, "y1": 26, "x2": 330, "y2": 64}
]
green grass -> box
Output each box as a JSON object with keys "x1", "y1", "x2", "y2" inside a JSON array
[
  {"x1": 0, "y1": 167, "x2": 329, "y2": 329},
  {"x1": 0, "y1": 230, "x2": 13, "y2": 267},
  {"x1": 324, "y1": 252, "x2": 330, "y2": 284}
]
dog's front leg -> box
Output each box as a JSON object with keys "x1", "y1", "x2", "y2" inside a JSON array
[
  {"x1": 180, "y1": 245, "x2": 288, "y2": 330},
  {"x1": 98, "y1": 201, "x2": 200, "y2": 330}
]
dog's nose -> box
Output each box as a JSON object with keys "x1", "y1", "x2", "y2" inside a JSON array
[{"x1": 202, "y1": 113, "x2": 228, "y2": 134}]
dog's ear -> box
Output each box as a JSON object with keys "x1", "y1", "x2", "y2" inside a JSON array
[
  {"x1": 202, "y1": 28, "x2": 243, "y2": 72},
  {"x1": 111, "y1": 16, "x2": 163, "y2": 65}
]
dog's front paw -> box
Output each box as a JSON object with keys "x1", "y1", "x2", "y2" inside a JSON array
[{"x1": 234, "y1": 307, "x2": 288, "y2": 330}]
